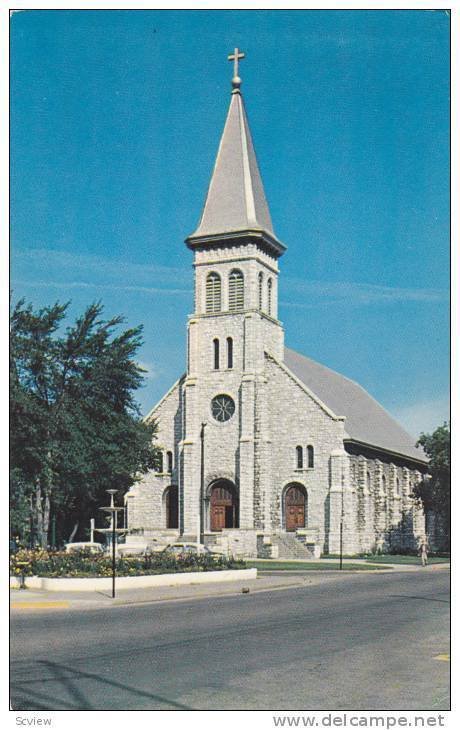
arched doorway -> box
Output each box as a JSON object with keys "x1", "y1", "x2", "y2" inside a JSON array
[
  {"x1": 165, "y1": 485, "x2": 178, "y2": 529},
  {"x1": 209, "y1": 481, "x2": 238, "y2": 531},
  {"x1": 284, "y1": 483, "x2": 307, "y2": 531}
]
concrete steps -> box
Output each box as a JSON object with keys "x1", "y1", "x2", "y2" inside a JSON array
[{"x1": 271, "y1": 533, "x2": 315, "y2": 559}]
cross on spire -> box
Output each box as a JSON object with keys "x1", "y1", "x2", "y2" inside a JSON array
[{"x1": 228, "y1": 47, "x2": 245, "y2": 90}]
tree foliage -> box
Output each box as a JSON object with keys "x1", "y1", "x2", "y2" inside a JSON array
[
  {"x1": 413, "y1": 422, "x2": 450, "y2": 548},
  {"x1": 10, "y1": 298, "x2": 158, "y2": 546}
]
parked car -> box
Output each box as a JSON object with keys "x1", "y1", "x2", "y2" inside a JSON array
[
  {"x1": 162, "y1": 542, "x2": 222, "y2": 559},
  {"x1": 64, "y1": 542, "x2": 104, "y2": 554},
  {"x1": 117, "y1": 544, "x2": 152, "y2": 557}
]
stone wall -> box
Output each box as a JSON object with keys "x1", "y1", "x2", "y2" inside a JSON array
[
  {"x1": 263, "y1": 353, "x2": 345, "y2": 551},
  {"x1": 346, "y1": 454, "x2": 426, "y2": 554},
  {"x1": 126, "y1": 378, "x2": 183, "y2": 532}
]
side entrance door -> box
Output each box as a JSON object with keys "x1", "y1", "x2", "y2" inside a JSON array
[
  {"x1": 285, "y1": 484, "x2": 306, "y2": 531},
  {"x1": 210, "y1": 483, "x2": 237, "y2": 531}
]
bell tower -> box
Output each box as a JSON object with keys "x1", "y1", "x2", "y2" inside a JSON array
[
  {"x1": 185, "y1": 48, "x2": 286, "y2": 379},
  {"x1": 180, "y1": 50, "x2": 286, "y2": 539}
]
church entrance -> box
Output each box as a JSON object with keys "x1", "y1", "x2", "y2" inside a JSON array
[
  {"x1": 209, "y1": 481, "x2": 238, "y2": 531},
  {"x1": 165, "y1": 485, "x2": 178, "y2": 529},
  {"x1": 284, "y1": 484, "x2": 307, "y2": 531}
]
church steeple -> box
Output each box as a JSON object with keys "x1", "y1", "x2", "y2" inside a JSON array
[{"x1": 186, "y1": 49, "x2": 285, "y2": 258}]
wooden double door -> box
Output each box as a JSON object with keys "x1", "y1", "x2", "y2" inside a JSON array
[
  {"x1": 210, "y1": 482, "x2": 238, "y2": 532},
  {"x1": 285, "y1": 484, "x2": 307, "y2": 531}
]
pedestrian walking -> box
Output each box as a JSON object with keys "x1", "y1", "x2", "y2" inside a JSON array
[{"x1": 419, "y1": 540, "x2": 428, "y2": 567}]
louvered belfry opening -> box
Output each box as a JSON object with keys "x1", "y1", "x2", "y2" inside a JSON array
[
  {"x1": 229, "y1": 269, "x2": 244, "y2": 311},
  {"x1": 206, "y1": 272, "x2": 222, "y2": 313}
]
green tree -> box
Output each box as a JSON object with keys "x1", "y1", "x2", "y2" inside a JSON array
[
  {"x1": 10, "y1": 298, "x2": 158, "y2": 547},
  {"x1": 413, "y1": 423, "x2": 450, "y2": 549}
]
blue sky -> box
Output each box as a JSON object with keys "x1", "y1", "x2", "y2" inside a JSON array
[{"x1": 11, "y1": 9, "x2": 450, "y2": 437}]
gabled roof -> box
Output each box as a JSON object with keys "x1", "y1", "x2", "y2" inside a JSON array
[
  {"x1": 284, "y1": 347, "x2": 427, "y2": 464},
  {"x1": 187, "y1": 88, "x2": 283, "y2": 252}
]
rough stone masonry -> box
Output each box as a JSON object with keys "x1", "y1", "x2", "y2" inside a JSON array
[{"x1": 126, "y1": 52, "x2": 431, "y2": 559}]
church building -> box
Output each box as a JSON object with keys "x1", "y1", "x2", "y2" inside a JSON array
[{"x1": 126, "y1": 50, "x2": 428, "y2": 558}]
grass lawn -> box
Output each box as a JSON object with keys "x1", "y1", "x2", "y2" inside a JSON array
[
  {"x1": 365, "y1": 555, "x2": 450, "y2": 565},
  {"x1": 246, "y1": 560, "x2": 391, "y2": 571}
]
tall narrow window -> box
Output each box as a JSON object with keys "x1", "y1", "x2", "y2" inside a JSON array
[
  {"x1": 258, "y1": 272, "x2": 264, "y2": 310},
  {"x1": 167, "y1": 451, "x2": 173, "y2": 473},
  {"x1": 267, "y1": 278, "x2": 273, "y2": 316},
  {"x1": 165, "y1": 485, "x2": 178, "y2": 529},
  {"x1": 367, "y1": 472, "x2": 371, "y2": 492},
  {"x1": 155, "y1": 451, "x2": 164, "y2": 473},
  {"x1": 227, "y1": 337, "x2": 233, "y2": 369},
  {"x1": 296, "y1": 446, "x2": 303, "y2": 469},
  {"x1": 396, "y1": 477, "x2": 401, "y2": 496},
  {"x1": 229, "y1": 269, "x2": 244, "y2": 311},
  {"x1": 382, "y1": 474, "x2": 387, "y2": 494},
  {"x1": 213, "y1": 338, "x2": 220, "y2": 370},
  {"x1": 307, "y1": 445, "x2": 314, "y2": 468},
  {"x1": 206, "y1": 272, "x2": 221, "y2": 313}
]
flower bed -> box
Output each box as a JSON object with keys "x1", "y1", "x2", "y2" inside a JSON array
[{"x1": 10, "y1": 548, "x2": 246, "y2": 578}]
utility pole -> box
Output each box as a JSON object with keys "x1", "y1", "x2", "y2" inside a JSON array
[
  {"x1": 200, "y1": 422, "x2": 207, "y2": 544},
  {"x1": 339, "y1": 474, "x2": 345, "y2": 570}
]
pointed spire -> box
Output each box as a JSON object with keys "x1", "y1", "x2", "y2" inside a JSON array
[{"x1": 186, "y1": 51, "x2": 285, "y2": 257}]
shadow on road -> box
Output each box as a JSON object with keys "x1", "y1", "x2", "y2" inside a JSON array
[
  {"x1": 388, "y1": 595, "x2": 450, "y2": 604},
  {"x1": 11, "y1": 659, "x2": 195, "y2": 711}
]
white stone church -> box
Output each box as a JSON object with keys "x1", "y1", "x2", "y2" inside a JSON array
[{"x1": 126, "y1": 52, "x2": 428, "y2": 558}]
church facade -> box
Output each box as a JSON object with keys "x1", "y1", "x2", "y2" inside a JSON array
[{"x1": 126, "y1": 53, "x2": 428, "y2": 558}]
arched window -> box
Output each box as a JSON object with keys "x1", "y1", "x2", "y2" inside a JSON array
[
  {"x1": 258, "y1": 272, "x2": 264, "y2": 310},
  {"x1": 229, "y1": 270, "x2": 244, "y2": 311},
  {"x1": 213, "y1": 338, "x2": 220, "y2": 370},
  {"x1": 296, "y1": 446, "x2": 303, "y2": 469},
  {"x1": 155, "y1": 451, "x2": 164, "y2": 473},
  {"x1": 167, "y1": 451, "x2": 173, "y2": 474},
  {"x1": 206, "y1": 272, "x2": 221, "y2": 313},
  {"x1": 227, "y1": 337, "x2": 233, "y2": 369},
  {"x1": 307, "y1": 445, "x2": 314, "y2": 468},
  {"x1": 267, "y1": 278, "x2": 273, "y2": 316}
]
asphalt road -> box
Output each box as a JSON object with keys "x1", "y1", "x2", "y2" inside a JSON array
[{"x1": 10, "y1": 570, "x2": 450, "y2": 711}]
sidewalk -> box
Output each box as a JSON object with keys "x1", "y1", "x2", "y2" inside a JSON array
[
  {"x1": 256, "y1": 557, "x2": 451, "y2": 572},
  {"x1": 10, "y1": 561, "x2": 449, "y2": 613},
  {"x1": 10, "y1": 573, "x2": 305, "y2": 612}
]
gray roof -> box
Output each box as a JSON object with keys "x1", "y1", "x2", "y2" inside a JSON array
[
  {"x1": 284, "y1": 347, "x2": 427, "y2": 463},
  {"x1": 189, "y1": 90, "x2": 276, "y2": 240}
]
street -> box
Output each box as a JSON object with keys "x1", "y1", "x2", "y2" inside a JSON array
[{"x1": 10, "y1": 570, "x2": 450, "y2": 711}]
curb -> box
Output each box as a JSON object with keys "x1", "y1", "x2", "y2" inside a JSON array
[{"x1": 10, "y1": 567, "x2": 257, "y2": 592}]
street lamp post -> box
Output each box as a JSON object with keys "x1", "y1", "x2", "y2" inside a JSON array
[
  {"x1": 200, "y1": 422, "x2": 207, "y2": 545},
  {"x1": 339, "y1": 476, "x2": 344, "y2": 571},
  {"x1": 99, "y1": 489, "x2": 125, "y2": 598}
]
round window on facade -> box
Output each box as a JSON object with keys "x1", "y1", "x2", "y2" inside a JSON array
[{"x1": 211, "y1": 394, "x2": 235, "y2": 423}]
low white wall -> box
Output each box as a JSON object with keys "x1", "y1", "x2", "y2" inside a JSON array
[{"x1": 10, "y1": 568, "x2": 257, "y2": 592}]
